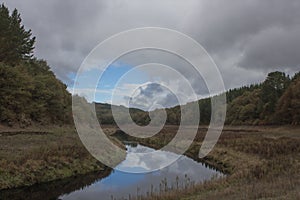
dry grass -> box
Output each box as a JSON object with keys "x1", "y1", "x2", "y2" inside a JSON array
[
  {"x1": 0, "y1": 126, "x2": 118, "y2": 190},
  {"x1": 121, "y1": 125, "x2": 300, "y2": 200}
]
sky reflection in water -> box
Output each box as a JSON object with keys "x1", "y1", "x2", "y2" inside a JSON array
[{"x1": 60, "y1": 144, "x2": 222, "y2": 200}]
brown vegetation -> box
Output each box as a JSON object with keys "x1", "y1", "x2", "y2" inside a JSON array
[
  {"x1": 0, "y1": 127, "x2": 118, "y2": 190},
  {"x1": 118, "y1": 126, "x2": 300, "y2": 199}
]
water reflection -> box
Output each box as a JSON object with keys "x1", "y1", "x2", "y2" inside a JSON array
[
  {"x1": 60, "y1": 144, "x2": 222, "y2": 200},
  {"x1": 116, "y1": 144, "x2": 179, "y2": 173},
  {"x1": 0, "y1": 144, "x2": 222, "y2": 200}
]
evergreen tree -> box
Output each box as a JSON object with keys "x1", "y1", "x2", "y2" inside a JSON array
[
  {"x1": 260, "y1": 71, "x2": 290, "y2": 122},
  {"x1": 0, "y1": 4, "x2": 35, "y2": 65}
]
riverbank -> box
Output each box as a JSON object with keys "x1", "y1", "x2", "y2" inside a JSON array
[
  {"x1": 0, "y1": 125, "x2": 121, "y2": 190},
  {"x1": 125, "y1": 125, "x2": 300, "y2": 199}
]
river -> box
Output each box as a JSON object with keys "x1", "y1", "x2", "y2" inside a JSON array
[{"x1": 1, "y1": 143, "x2": 223, "y2": 200}]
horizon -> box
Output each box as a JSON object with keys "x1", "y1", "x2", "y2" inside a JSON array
[{"x1": 85, "y1": 69, "x2": 297, "y2": 112}]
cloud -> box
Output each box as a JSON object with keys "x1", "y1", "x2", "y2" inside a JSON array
[
  {"x1": 238, "y1": 26, "x2": 300, "y2": 71},
  {"x1": 185, "y1": 0, "x2": 300, "y2": 73},
  {"x1": 4, "y1": 0, "x2": 300, "y2": 105},
  {"x1": 126, "y1": 83, "x2": 179, "y2": 111}
]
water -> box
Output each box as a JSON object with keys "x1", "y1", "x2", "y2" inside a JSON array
[
  {"x1": 0, "y1": 144, "x2": 222, "y2": 200},
  {"x1": 59, "y1": 144, "x2": 222, "y2": 200}
]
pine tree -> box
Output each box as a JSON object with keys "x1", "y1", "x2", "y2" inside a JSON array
[
  {"x1": 260, "y1": 71, "x2": 290, "y2": 122},
  {"x1": 0, "y1": 4, "x2": 35, "y2": 65}
]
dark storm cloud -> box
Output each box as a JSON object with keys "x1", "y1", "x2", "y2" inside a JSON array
[
  {"x1": 3, "y1": 0, "x2": 107, "y2": 82},
  {"x1": 3, "y1": 0, "x2": 300, "y2": 93},
  {"x1": 238, "y1": 26, "x2": 300, "y2": 71},
  {"x1": 186, "y1": 0, "x2": 300, "y2": 72}
]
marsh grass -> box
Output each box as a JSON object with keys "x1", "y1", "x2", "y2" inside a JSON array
[
  {"x1": 118, "y1": 126, "x2": 300, "y2": 200},
  {"x1": 0, "y1": 127, "x2": 108, "y2": 189}
]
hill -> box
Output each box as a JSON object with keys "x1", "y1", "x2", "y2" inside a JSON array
[
  {"x1": 93, "y1": 71, "x2": 299, "y2": 126},
  {"x1": 95, "y1": 102, "x2": 150, "y2": 125}
]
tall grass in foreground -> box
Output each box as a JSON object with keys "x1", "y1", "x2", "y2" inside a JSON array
[{"x1": 109, "y1": 174, "x2": 222, "y2": 200}]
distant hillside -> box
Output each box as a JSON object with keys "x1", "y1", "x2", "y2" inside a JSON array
[
  {"x1": 0, "y1": 5, "x2": 72, "y2": 127},
  {"x1": 169, "y1": 71, "x2": 298, "y2": 125},
  {"x1": 94, "y1": 71, "x2": 299, "y2": 126},
  {"x1": 95, "y1": 103, "x2": 150, "y2": 125}
]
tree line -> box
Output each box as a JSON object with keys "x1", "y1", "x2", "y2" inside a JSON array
[
  {"x1": 0, "y1": 4, "x2": 72, "y2": 127},
  {"x1": 96, "y1": 71, "x2": 300, "y2": 126}
]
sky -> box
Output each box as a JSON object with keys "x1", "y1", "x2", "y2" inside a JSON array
[{"x1": 3, "y1": 0, "x2": 300, "y2": 110}]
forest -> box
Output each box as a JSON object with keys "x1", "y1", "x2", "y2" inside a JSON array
[{"x1": 96, "y1": 71, "x2": 300, "y2": 126}]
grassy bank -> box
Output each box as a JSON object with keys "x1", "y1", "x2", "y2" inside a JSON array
[
  {"x1": 0, "y1": 126, "x2": 121, "y2": 190},
  {"x1": 121, "y1": 125, "x2": 300, "y2": 199}
]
